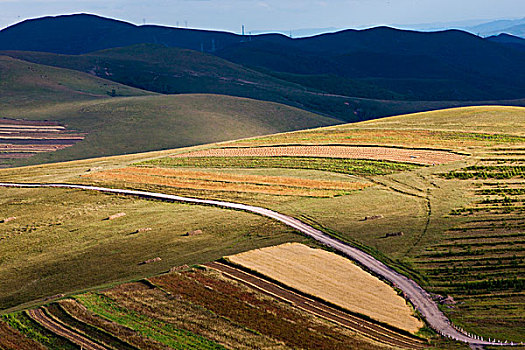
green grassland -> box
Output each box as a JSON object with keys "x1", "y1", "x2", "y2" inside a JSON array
[
  {"x1": 1, "y1": 93, "x2": 339, "y2": 167},
  {"x1": 5, "y1": 46, "x2": 525, "y2": 126},
  {"x1": 0, "y1": 55, "x2": 152, "y2": 111},
  {"x1": 0, "y1": 106, "x2": 523, "y2": 348},
  {"x1": 0, "y1": 186, "x2": 306, "y2": 311}
]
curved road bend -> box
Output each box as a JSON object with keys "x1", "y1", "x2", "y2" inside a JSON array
[{"x1": 0, "y1": 182, "x2": 516, "y2": 347}]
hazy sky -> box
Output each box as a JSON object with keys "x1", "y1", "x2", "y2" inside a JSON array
[{"x1": 1, "y1": 0, "x2": 524, "y2": 33}]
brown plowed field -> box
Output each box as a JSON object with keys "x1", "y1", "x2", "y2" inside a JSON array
[
  {"x1": 0, "y1": 320, "x2": 47, "y2": 350},
  {"x1": 28, "y1": 308, "x2": 109, "y2": 350},
  {"x1": 172, "y1": 145, "x2": 463, "y2": 165},
  {"x1": 205, "y1": 261, "x2": 427, "y2": 350},
  {"x1": 84, "y1": 166, "x2": 368, "y2": 197}
]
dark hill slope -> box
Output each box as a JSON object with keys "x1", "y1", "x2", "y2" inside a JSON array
[
  {"x1": 487, "y1": 33, "x2": 525, "y2": 51},
  {"x1": 0, "y1": 14, "x2": 243, "y2": 54},
  {"x1": 215, "y1": 28, "x2": 525, "y2": 101},
  {"x1": 0, "y1": 55, "x2": 152, "y2": 111},
  {"x1": 6, "y1": 46, "x2": 525, "y2": 123},
  {"x1": 2, "y1": 45, "x2": 463, "y2": 121},
  {"x1": 2, "y1": 14, "x2": 525, "y2": 101}
]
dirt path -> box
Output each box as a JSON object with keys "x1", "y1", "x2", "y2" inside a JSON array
[
  {"x1": 1, "y1": 182, "x2": 516, "y2": 347},
  {"x1": 205, "y1": 261, "x2": 426, "y2": 349},
  {"x1": 27, "y1": 308, "x2": 108, "y2": 350}
]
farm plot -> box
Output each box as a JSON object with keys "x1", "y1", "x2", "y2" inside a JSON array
[
  {"x1": 0, "y1": 319, "x2": 47, "y2": 350},
  {"x1": 231, "y1": 129, "x2": 525, "y2": 150},
  {"x1": 20, "y1": 266, "x2": 397, "y2": 350},
  {"x1": 171, "y1": 145, "x2": 464, "y2": 165},
  {"x1": 83, "y1": 166, "x2": 370, "y2": 197},
  {"x1": 0, "y1": 118, "x2": 85, "y2": 166},
  {"x1": 417, "y1": 151, "x2": 525, "y2": 342},
  {"x1": 226, "y1": 243, "x2": 424, "y2": 334}
]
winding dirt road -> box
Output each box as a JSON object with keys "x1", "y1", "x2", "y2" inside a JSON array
[{"x1": 0, "y1": 182, "x2": 517, "y2": 347}]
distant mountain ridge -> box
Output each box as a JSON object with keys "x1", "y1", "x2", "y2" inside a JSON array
[
  {"x1": 1, "y1": 13, "x2": 525, "y2": 106},
  {"x1": 464, "y1": 18, "x2": 525, "y2": 38},
  {"x1": 486, "y1": 33, "x2": 525, "y2": 51}
]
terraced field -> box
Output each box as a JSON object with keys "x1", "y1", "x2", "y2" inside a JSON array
[
  {"x1": 0, "y1": 118, "x2": 84, "y2": 167},
  {"x1": 416, "y1": 149, "x2": 525, "y2": 342},
  {"x1": 1, "y1": 106, "x2": 524, "y2": 349},
  {"x1": 2, "y1": 265, "x2": 411, "y2": 350},
  {"x1": 226, "y1": 243, "x2": 424, "y2": 333}
]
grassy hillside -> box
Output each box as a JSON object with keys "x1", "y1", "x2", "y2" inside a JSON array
[
  {"x1": 0, "y1": 106, "x2": 523, "y2": 347},
  {"x1": 5, "y1": 46, "x2": 525, "y2": 126},
  {"x1": 1, "y1": 94, "x2": 340, "y2": 166},
  {"x1": 0, "y1": 46, "x2": 447, "y2": 121},
  {"x1": 0, "y1": 55, "x2": 152, "y2": 111}
]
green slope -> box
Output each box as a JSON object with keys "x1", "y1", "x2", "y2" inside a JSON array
[
  {"x1": 0, "y1": 55, "x2": 152, "y2": 111},
  {"x1": 6, "y1": 45, "x2": 525, "y2": 124},
  {"x1": 4, "y1": 94, "x2": 340, "y2": 166}
]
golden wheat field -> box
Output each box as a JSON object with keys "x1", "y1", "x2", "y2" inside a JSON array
[
  {"x1": 172, "y1": 145, "x2": 464, "y2": 165},
  {"x1": 227, "y1": 243, "x2": 424, "y2": 333}
]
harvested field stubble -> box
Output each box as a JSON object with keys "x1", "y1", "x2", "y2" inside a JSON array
[
  {"x1": 227, "y1": 243, "x2": 424, "y2": 333},
  {"x1": 0, "y1": 118, "x2": 85, "y2": 163},
  {"x1": 84, "y1": 166, "x2": 369, "y2": 197},
  {"x1": 172, "y1": 145, "x2": 463, "y2": 165}
]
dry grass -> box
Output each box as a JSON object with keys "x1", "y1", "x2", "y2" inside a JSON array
[
  {"x1": 83, "y1": 166, "x2": 369, "y2": 197},
  {"x1": 227, "y1": 243, "x2": 424, "y2": 333},
  {"x1": 172, "y1": 145, "x2": 464, "y2": 165}
]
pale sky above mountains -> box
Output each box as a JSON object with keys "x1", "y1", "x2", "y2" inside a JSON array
[{"x1": 1, "y1": 0, "x2": 524, "y2": 34}]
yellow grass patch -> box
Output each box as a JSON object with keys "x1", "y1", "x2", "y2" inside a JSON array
[
  {"x1": 227, "y1": 243, "x2": 424, "y2": 333},
  {"x1": 83, "y1": 167, "x2": 368, "y2": 197}
]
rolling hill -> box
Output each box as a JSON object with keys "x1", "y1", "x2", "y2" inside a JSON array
[
  {"x1": 1, "y1": 94, "x2": 340, "y2": 166},
  {"x1": 487, "y1": 33, "x2": 525, "y2": 51},
  {"x1": 0, "y1": 105, "x2": 523, "y2": 347},
  {"x1": 3, "y1": 44, "x2": 525, "y2": 126},
  {"x1": 0, "y1": 55, "x2": 152, "y2": 111},
  {"x1": 2, "y1": 14, "x2": 525, "y2": 102}
]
